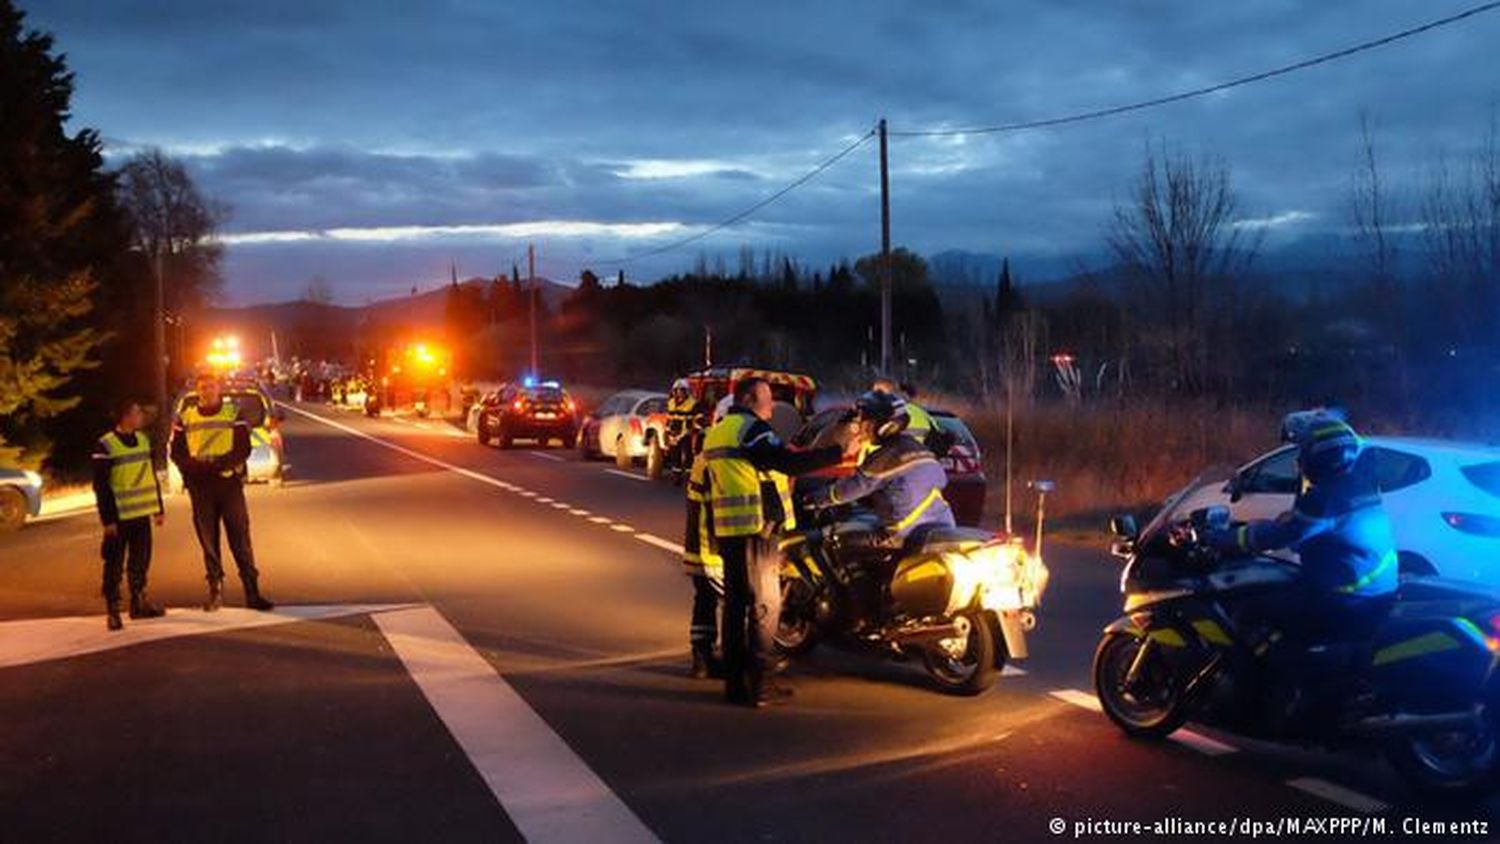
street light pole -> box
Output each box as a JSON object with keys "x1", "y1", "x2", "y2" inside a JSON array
[
  {"x1": 878, "y1": 118, "x2": 892, "y2": 376},
  {"x1": 527, "y1": 243, "x2": 538, "y2": 377},
  {"x1": 152, "y1": 245, "x2": 168, "y2": 467}
]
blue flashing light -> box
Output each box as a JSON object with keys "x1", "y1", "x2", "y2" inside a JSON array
[{"x1": 522, "y1": 375, "x2": 537, "y2": 388}]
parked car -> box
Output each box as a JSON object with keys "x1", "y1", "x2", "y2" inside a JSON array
[
  {"x1": 1152, "y1": 437, "x2": 1500, "y2": 584},
  {"x1": 577, "y1": 390, "x2": 668, "y2": 468},
  {"x1": 477, "y1": 380, "x2": 578, "y2": 449},
  {"x1": 0, "y1": 467, "x2": 43, "y2": 531},
  {"x1": 167, "y1": 384, "x2": 286, "y2": 493},
  {"x1": 788, "y1": 405, "x2": 989, "y2": 528}
]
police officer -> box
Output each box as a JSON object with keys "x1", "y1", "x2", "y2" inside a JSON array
[
  {"x1": 92, "y1": 398, "x2": 166, "y2": 630},
  {"x1": 704, "y1": 377, "x2": 841, "y2": 707},
  {"x1": 870, "y1": 378, "x2": 935, "y2": 446},
  {"x1": 1207, "y1": 410, "x2": 1397, "y2": 720},
  {"x1": 171, "y1": 372, "x2": 275, "y2": 612},
  {"x1": 682, "y1": 450, "x2": 724, "y2": 679},
  {"x1": 804, "y1": 391, "x2": 956, "y2": 624}
]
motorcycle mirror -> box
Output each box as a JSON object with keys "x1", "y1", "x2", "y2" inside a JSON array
[
  {"x1": 1225, "y1": 473, "x2": 1245, "y2": 502},
  {"x1": 1108, "y1": 514, "x2": 1138, "y2": 538}
]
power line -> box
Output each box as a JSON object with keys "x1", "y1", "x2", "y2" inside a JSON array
[
  {"x1": 891, "y1": 1, "x2": 1500, "y2": 138},
  {"x1": 593, "y1": 128, "x2": 876, "y2": 267}
]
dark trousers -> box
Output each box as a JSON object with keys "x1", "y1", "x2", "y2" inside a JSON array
[
  {"x1": 690, "y1": 573, "x2": 724, "y2": 654},
  {"x1": 188, "y1": 479, "x2": 260, "y2": 587},
  {"x1": 102, "y1": 517, "x2": 153, "y2": 602},
  {"x1": 720, "y1": 534, "x2": 783, "y2": 699}
]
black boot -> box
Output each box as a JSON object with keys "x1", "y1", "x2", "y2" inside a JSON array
[
  {"x1": 106, "y1": 599, "x2": 123, "y2": 631},
  {"x1": 753, "y1": 682, "x2": 795, "y2": 708},
  {"x1": 690, "y1": 649, "x2": 723, "y2": 680},
  {"x1": 129, "y1": 591, "x2": 165, "y2": 619},
  {"x1": 243, "y1": 579, "x2": 275, "y2": 612},
  {"x1": 204, "y1": 579, "x2": 223, "y2": 612}
]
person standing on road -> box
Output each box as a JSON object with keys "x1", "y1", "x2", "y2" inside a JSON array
[
  {"x1": 92, "y1": 398, "x2": 167, "y2": 630},
  {"x1": 704, "y1": 377, "x2": 841, "y2": 707},
  {"x1": 171, "y1": 372, "x2": 275, "y2": 612},
  {"x1": 682, "y1": 450, "x2": 724, "y2": 679}
]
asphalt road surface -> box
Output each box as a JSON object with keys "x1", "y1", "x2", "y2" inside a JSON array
[{"x1": 3, "y1": 403, "x2": 1497, "y2": 843}]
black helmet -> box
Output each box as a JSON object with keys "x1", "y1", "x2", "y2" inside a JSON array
[{"x1": 854, "y1": 390, "x2": 909, "y2": 440}]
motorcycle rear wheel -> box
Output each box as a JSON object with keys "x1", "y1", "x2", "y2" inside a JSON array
[
  {"x1": 922, "y1": 611, "x2": 998, "y2": 696},
  {"x1": 775, "y1": 577, "x2": 819, "y2": 656},
  {"x1": 1386, "y1": 715, "x2": 1500, "y2": 800},
  {"x1": 1094, "y1": 632, "x2": 1188, "y2": 738}
]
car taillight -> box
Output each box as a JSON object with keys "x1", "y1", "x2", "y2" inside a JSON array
[
  {"x1": 1442, "y1": 512, "x2": 1500, "y2": 537},
  {"x1": 513, "y1": 398, "x2": 526, "y2": 412},
  {"x1": 564, "y1": 398, "x2": 576, "y2": 414},
  {"x1": 630, "y1": 417, "x2": 643, "y2": 437}
]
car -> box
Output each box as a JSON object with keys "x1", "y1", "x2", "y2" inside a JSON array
[
  {"x1": 1152, "y1": 436, "x2": 1500, "y2": 585},
  {"x1": 0, "y1": 467, "x2": 44, "y2": 530},
  {"x1": 466, "y1": 387, "x2": 505, "y2": 433},
  {"x1": 167, "y1": 385, "x2": 286, "y2": 493},
  {"x1": 788, "y1": 405, "x2": 989, "y2": 528},
  {"x1": 477, "y1": 380, "x2": 578, "y2": 449},
  {"x1": 576, "y1": 390, "x2": 669, "y2": 467}
]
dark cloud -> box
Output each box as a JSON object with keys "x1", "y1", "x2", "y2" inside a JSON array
[{"x1": 21, "y1": 0, "x2": 1500, "y2": 302}]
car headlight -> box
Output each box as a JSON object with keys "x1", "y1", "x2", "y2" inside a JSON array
[{"x1": 23, "y1": 470, "x2": 42, "y2": 488}]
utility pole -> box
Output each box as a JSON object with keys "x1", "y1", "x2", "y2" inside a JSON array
[
  {"x1": 527, "y1": 244, "x2": 538, "y2": 376},
  {"x1": 152, "y1": 245, "x2": 168, "y2": 468},
  {"x1": 878, "y1": 118, "x2": 892, "y2": 375},
  {"x1": 704, "y1": 324, "x2": 713, "y2": 367}
]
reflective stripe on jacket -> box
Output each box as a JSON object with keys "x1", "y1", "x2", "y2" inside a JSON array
[
  {"x1": 682, "y1": 453, "x2": 723, "y2": 574},
  {"x1": 816, "y1": 435, "x2": 954, "y2": 539},
  {"x1": 99, "y1": 431, "x2": 161, "y2": 520},
  {"x1": 703, "y1": 412, "x2": 796, "y2": 537}
]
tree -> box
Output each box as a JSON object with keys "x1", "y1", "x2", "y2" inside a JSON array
[
  {"x1": 0, "y1": 1, "x2": 121, "y2": 467},
  {"x1": 117, "y1": 147, "x2": 226, "y2": 314},
  {"x1": 302, "y1": 276, "x2": 334, "y2": 304},
  {"x1": 1419, "y1": 109, "x2": 1500, "y2": 356},
  {"x1": 1108, "y1": 141, "x2": 1259, "y2": 393}
]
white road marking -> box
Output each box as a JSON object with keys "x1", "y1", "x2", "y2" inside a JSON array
[
  {"x1": 604, "y1": 469, "x2": 647, "y2": 482},
  {"x1": 587, "y1": 516, "x2": 612, "y2": 525},
  {"x1": 519, "y1": 491, "x2": 538, "y2": 498},
  {"x1": 529, "y1": 451, "x2": 566, "y2": 462},
  {"x1": 1286, "y1": 777, "x2": 1388, "y2": 814},
  {"x1": 1001, "y1": 665, "x2": 1027, "y2": 677},
  {"x1": 374, "y1": 606, "x2": 658, "y2": 843},
  {"x1": 634, "y1": 533, "x2": 685, "y2": 555},
  {"x1": 610, "y1": 524, "x2": 635, "y2": 533},
  {"x1": 535, "y1": 497, "x2": 555, "y2": 504},
  {"x1": 447, "y1": 430, "x2": 469, "y2": 439},
  {"x1": 414, "y1": 422, "x2": 434, "y2": 430},
  {"x1": 0, "y1": 604, "x2": 417, "y2": 670},
  {"x1": 550, "y1": 502, "x2": 571, "y2": 510},
  {"x1": 1049, "y1": 689, "x2": 1102, "y2": 712},
  {"x1": 1170, "y1": 729, "x2": 1237, "y2": 756}
]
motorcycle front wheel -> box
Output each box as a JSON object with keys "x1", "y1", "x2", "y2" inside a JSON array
[
  {"x1": 1386, "y1": 714, "x2": 1500, "y2": 800},
  {"x1": 922, "y1": 611, "x2": 998, "y2": 696},
  {"x1": 1093, "y1": 632, "x2": 1188, "y2": 738}
]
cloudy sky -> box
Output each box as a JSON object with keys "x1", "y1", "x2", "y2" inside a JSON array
[{"x1": 21, "y1": 0, "x2": 1500, "y2": 304}]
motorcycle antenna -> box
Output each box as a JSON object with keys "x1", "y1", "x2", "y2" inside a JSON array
[{"x1": 1004, "y1": 377, "x2": 1014, "y2": 535}]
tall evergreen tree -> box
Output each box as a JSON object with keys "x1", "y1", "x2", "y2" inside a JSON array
[{"x1": 0, "y1": 1, "x2": 123, "y2": 467}]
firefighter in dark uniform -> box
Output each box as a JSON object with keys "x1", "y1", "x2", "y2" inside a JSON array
[
  {"x1": 682, "y1": 450, "x2": 724, "y2": 678},
  {"x1": 704, "y1": 377, "x2": 841, "y2": 707},
  {"x1": 92, "y1": 398, "x2": 166, "y2": 630},
  {"x1": 171, "y1": 372, "x2": 275, "y2": 611},
  {"x1": 665, "y1": 379, "x2": 701, "y2": 471}
]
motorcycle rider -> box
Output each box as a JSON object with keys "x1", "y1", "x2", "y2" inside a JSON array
[
  {"x1": 870, "y1": 377, "x2": 935, "y2": 447},
  {"x1": 1204, "y1": 409, "x2": 1397, "y2": 722},
  {"x1": 802, "y1": 391, "x2": 956, "y2": 626}
]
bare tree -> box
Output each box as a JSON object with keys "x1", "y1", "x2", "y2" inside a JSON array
[
  {"x1": 118, "y1": 147, "x2": 226, "y2": 313},
  {"x1": 1350, "y1": 111, "x2": 1410, "y2": 402},
  {"x1": 1108, "y1": 141, "x2": 1259, "y2": 393},
  {"x1": 1420, "y1": 108, "x2": 1500, "y2": 352},
  {"x1": 302, "y1": 276, "x2": 334, "y2": 305}
]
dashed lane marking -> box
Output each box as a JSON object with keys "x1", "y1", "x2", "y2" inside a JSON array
[
  {"x1": 610, "y1": 524, "x2": 636, "y2": 534},
  {"x1": 587, "y1": 516, "x2": 612, "y2": 525},
  {"x1": 550, "y1": 502, "x2": 570, "y2": 510},
  {"x1": 374, "y1": 606, "x2": 659, "y2": 843},
  {"x1": 529, "y1": 451, "x2": 566, "y2": 462},
  {"x1": 634, "y1": 533, "x2": 685, "y2": 555},
  {"x1": 604, "y1": 469, "x2": 648, "y2": 482},
  {"x1": 1049, "y1": 689, "x2": 1102, "y2": 712},
  {"x1": 535, "y1": 496, "x2": 555, "y2": 504},
  {"x1": 569, "y1": 509, "x2": 591, "y2": 517},
  {"x1": 1287, "y1": 777, "x2": 1388, "y2": 814}
]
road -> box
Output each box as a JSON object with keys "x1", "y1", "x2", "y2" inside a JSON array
[{"x1": 2, "y1": 403, "x2": 1496, "y2": 843}]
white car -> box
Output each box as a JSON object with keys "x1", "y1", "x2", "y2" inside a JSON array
[
  {"x1": 1156, "y1": 437, "x2": 1500, "y2": 586},
  {"x1": 578, "y1": 390, "x2": 668, "y2": 468}
]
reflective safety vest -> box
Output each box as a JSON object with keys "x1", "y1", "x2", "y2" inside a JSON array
[
  {"x1": 682, "y1": 453, "x2": 723, "y2": 575},
  {"x1": 181, "y1": 401, "x2": 239, "y2": 478},
  {"x1": 703, "y1": 412, "x2": 796, "y2": 538},
  {"x1": 99, "y1": 431, "x2": 160, "y2": 520},
  {"x1": 904, "y1": 401, "x2": 935, "y2": 444}
]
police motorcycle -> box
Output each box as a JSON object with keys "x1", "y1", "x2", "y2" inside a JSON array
[
  {"x1": 1099, "y1": 505, "x2": 1500, "y2": 798},
  {"x1": 776, "y1": 482, "x2": 1051, "y2": 696}
]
